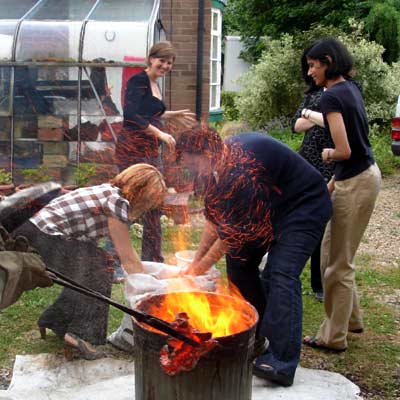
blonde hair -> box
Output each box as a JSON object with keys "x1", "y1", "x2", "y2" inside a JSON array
[
  {"x1": 147, "y1": 41, "x2": 176, "y2": 66},
  {"x1": 110, "y1": 164, "x2": 167, "y2": 210}
]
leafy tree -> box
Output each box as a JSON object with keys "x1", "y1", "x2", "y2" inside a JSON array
[
  {"x1": 235, "y1": 22, "x2": 400, "y2": 128},
  {"x1": 224, "y1": 0, "x2": 400, "y2": 63},
  {"x1": 365, "y1": 1, "x2": 400, "y2": 63}
]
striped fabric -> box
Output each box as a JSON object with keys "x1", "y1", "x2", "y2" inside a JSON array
[{"x1": 31, "y1": 183, "x2": 130, "y2": 242}]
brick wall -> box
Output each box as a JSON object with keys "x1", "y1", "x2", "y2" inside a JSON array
[{"x1": 160, "y1": 0, "x2": 211, "y2": 121}]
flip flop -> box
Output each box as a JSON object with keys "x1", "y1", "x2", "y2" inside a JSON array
[{"x1": 303, "y1": 335, "x2": 346, "y2": 352}]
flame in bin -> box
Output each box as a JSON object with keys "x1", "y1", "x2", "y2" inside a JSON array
[{"x1": 143, "y1": 289, "x2": 255, "y2": 338}]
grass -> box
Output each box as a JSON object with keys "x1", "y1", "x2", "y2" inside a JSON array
[
  {"x1": 1, "y1": 204, "x2": 399, "y2": 398},
  {"x1": 301, "y1": 257, "x2": 400, "y2": 399},
  {"x1": 1, "y1": 222, "x2": 399, "y2": 398}
]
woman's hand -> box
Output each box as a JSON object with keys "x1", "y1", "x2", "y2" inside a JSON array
[
  {"x1": 181, "y1": 261, "x2": 206, "y2": 276},
  {"x1": 327, "y1": 178, "x2": 335, "y2": 194},
  {"x1": 158, "y1": 131, "x2": 176, "y2": 152},
  {"x1": 164, "y1": 109, "x2": 196, "y2": 129},
  {"x1": 322, "y1": 148, "x2": 334, "y2": 163}
]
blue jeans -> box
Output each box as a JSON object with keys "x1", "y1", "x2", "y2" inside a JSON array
[{"x1": 226, "y1": 224, "x2": 326, "y2": 378}]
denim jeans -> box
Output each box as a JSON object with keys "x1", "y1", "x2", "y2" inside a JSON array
[{"x1": 226, "y1": 224, "x2": 326, "y2": 378}]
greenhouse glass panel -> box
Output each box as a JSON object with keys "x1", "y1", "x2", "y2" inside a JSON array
[
  {"x1": 0, "y1": 0, "x2": 38, "y2": 19},
  {"x1": 0, "y1": 67, "x2": 11, "y2": 114},
  {"x1": 13, "y1": 66, "x2": 79, "y2": 118},
  {"x1": 82, "y1": 21, "x2": 148, "y2": 63},
  {"x1": 26, "y1": 0, "x2": 97, "y2": 20},
  {"x1": 90, "y1": 0, "x2": 155, "y2": 22},
  {"x1": 0, "y1": 22, "x2": 18, "y2": 61},
  {"x1": 0, "y1": 119, "x2": 11, "y2": 171},
  {"x1": 81, "y1": 66, "x2": 123, "y2": 117},
  {"x1": 16, "y1": 21, "x2": 82, "y2": 62},
  {"x1": 0, "y1": 117, "x2": 11, "y2": 141}
]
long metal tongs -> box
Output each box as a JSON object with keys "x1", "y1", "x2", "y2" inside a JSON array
[{"x1": 46, "y1": 267, "x2": 199, "y2": 347}]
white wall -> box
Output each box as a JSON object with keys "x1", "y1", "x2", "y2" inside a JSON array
[{"x1": 223, "y1": 35, "x2": 250, "y2": 92}]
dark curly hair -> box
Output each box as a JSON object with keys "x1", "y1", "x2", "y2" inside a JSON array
[{"x1": 175, "y1": 124, "x2": 223, "y2": 162}]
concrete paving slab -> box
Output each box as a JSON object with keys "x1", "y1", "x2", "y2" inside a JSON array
[{"x1": 0, "y1": 354, "x2": 362, "y2": 400}]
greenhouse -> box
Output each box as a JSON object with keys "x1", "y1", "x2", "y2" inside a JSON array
[{"x1": 0, "y1": 0, "x2": 163, "y2": 185}]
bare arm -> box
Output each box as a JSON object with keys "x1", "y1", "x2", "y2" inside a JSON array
[
  {"x1": 185, "y1": 238, "x2": 227, "y2": 276},
  {"x1": 184, "y1": 220, "x2": 227, "y2": 275},
  {"x1": 192, "y1": 220, "x2": 219, "y2": 262},
  {"x1": 108, "y1": 217, "x2": 143, "y2": 274},
  {"x1": 322, "y1": 112, "x2": 351, "y2": 162},
  {"x1": 294, "y1": 117, "x2": 315, "y2": 132},
  {"x1": 298, "y1": 108, "x2": 325, "y2": 128},
  {"x1": 145, "y1": 123, "x2": 176, "y2": 152}
]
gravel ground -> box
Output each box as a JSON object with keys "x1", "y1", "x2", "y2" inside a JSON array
[{"x1": 358, "y1": 172, "x2": 400, "y2": 269}]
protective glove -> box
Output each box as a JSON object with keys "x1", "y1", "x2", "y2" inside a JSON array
[{"x1": 0, "y1": 224, "x2": 52, "y2": 310}]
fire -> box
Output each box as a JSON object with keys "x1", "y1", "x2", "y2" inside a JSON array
[{"x1": 143, "y1": 290, "x2": 256, "y2": 338}]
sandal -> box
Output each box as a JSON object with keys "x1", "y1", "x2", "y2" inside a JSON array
[
  {"x1": 303, "y1": 335, "x2": 346, "y2": 352},
  {"x1": 64, "y1": 333, "x2": 107, "y2": 361}
]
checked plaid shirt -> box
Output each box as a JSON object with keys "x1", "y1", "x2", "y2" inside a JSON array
[{"x1": 31, "y1": 183, "x2": 130, "y2": 242}]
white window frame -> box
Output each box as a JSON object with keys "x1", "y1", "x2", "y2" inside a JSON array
[{"x1": 209, "y1": 7, "x2": 222, "y2": 111}]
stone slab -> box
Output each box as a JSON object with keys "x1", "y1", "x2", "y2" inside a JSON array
[{"x1": 0, "y1": 354, "x2": 362, "y2": 400}]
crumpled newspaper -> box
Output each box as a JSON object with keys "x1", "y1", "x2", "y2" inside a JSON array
[{"x1": 107, "y1": 261, "x2": 220, "y2": 352}]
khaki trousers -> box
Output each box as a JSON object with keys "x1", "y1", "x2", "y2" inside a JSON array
[{"x1": 317, "y1": 163, "x2": 381, "y2": 349}]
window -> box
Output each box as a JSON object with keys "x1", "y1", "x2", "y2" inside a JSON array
[{"x1": 209, "y1": 8, "x2": 222, "y2": 110}]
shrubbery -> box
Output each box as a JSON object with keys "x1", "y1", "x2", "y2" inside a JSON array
[{"x1": 234, "y1": 22, "x2": 400, "y2": 129}]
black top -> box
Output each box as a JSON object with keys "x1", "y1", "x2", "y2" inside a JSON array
[
  {"x1": 321, "y1": 81, "x2": 374, "y2": 181},
  {"x1": 291, "y1": 88, "x2": 334, "y2": 182},
  {"x1": 116, "y1": 70, "x2": 166, "y2": 159},
  {"x1": 204, "y1": 133, "x2": 332, "y2": 251}
]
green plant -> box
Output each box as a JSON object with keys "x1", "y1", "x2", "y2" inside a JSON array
[
  {"x1": 365, "y1": 1, "x2": 400, "y2": 64},
  {"x1": 73, "y1": 163, "x2": 97, "y2": 186},
  {"x1": 235, "y1": 22, "x2": 400, "y2": 129},
  {"x1": 0, "y1": 168, "x2": 12, "y2": 184},
  {"x1": 235, "y1": 34, "x2": 304, "y2": 129},
  {"x1": 20, "y1": 166, "x2": 51, "y2": 183},
  {"x1": 369, "y1": 124, "x2": 400, "y2": 176},
  {"x1": 221, "y1": 91, "x2": 240, "y2": 121}
]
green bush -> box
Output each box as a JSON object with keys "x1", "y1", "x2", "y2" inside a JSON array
[
  {"x1": 20, "y1": 166, "x2": 51, "y2": 183},
  {"x1": 365, "y1": 1, "x2": 400, "y2": 64},
  {"x1": 73, "y1": 163, "x2": 97, "y2": 186},
  {"x1": 235, "y1": 22, "x2": 400, "y2": 129},
  {"x1": 221, "y1": 91, "x2": 240, "y2": 121},
  {"x1": 369, "y1": 124, "x2": 400, "y2": 176},
  {"x1": 0, "y1": 168, "x2": 12, "y2": 184},
  {"x1": 235, "y1": 35, "x2": 304, "y2": 129}
]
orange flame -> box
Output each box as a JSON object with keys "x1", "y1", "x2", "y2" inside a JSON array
[{"x1": 143, "y1": 290, "x2": 256, "y2": 338}]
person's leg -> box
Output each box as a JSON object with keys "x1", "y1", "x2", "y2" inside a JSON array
[
  {"x1": 226, "y1": 245, "x2": 266, "y2": 335},
  {"x1": 317, "y1": 164, "x2": 381, "y2": 349},
  {"x1": 310, "y1": 237, "x2": 323, "y2": 296},
  {"x1": 256, "y1": 227, "x2": 323, "y2": 382},
  {"x1": 135, "y1": 154, "x2": 164, "y2": 262},
  {"x1": 141, "y1": 207, "x2": 164, "y2": 262}
]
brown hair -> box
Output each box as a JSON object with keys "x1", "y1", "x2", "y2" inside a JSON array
[
  {"x1": 110, "y1": 164, "x2": 167, "y2": 210},
  {"x1": 175, "y1": 123, "x2": 223, "y2": 161},
  {"x1": 147, "y1": 41, "x2": 176, "y2": 66}
]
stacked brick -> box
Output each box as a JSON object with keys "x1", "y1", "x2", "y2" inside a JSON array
[
  {"x1": 160, "y1": 0, "x2": 211, "y2": 119},
  {"x1": 37, "y1": 115, "x2": 69, "y2": 183}
]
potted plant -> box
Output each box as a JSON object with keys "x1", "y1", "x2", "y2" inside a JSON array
[{"x1": 0, "y1": 168, "x2": 14, "y2": 196}]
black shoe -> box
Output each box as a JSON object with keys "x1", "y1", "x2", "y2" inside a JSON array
[
  {"x1": 253, "y1": 363, "x2": 294, "y2": 387},
  {"x1": 314, "y1": 291, "x2": 324, "y2": 302}
]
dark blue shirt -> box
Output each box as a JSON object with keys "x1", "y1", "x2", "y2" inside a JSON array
[
  {"x1": 204, "y1": 133, "x2": 332, "y2": 250},
  {"x1": 321, "y1": 81, "x2": 374, "y2": 181}
]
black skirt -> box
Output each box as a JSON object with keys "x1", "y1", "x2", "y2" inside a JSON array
[{"x1": 13, "y1": 221, "x2": 113, "y2": 345}]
